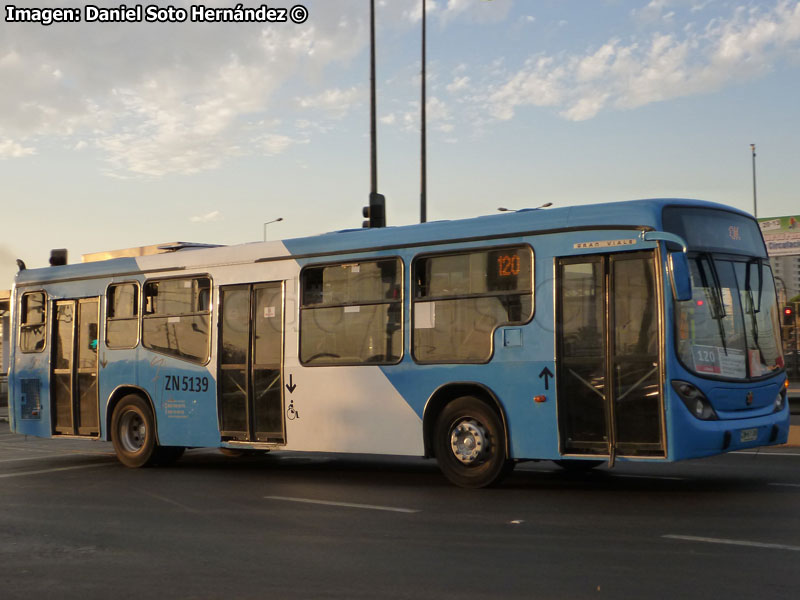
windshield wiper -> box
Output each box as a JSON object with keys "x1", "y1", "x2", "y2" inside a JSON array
[
  {"x1": 744, "y1": 260, "x2": 766, "y2": 371},
  {"x1": 697, "y1": 255, "x2": 728, "y2": 354},
  {"x1": 745, "y1": 259, "x2": 763, "y2": 314}
]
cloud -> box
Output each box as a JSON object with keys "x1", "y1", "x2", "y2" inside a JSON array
[
  {"x1": 296, "y1": 86, "x2": 363, "y2": 119},
  {"x1": 632, "y1": 0, "x2": 676, "y2": 24},
  {"x1": 0, "y1": 138, "x2": 35, "y2": 158},
  {"x1": 254, "y1": 133, "x2": 307, "y2": 156},
  {"x1": 439, "y1": 0, "x2": 513, "y2": 23},
  {"x1": 391, "y1": 96, "x2": 454, "y2": 132},
  {"x1": 488, "y1": 0, "x2": 800, "y2": 122},
  {"x1": 0, "y1": 0, "x2": 518, "y2": 176},
  {"x1": 190, "y1": 211, "x2": 221, "y2": 223},
  {"x1": 446, "y1": 75, "x2": 470, "y2": 93},
  {"x1": 0, "y1": 1, "x2": 370, "y2": 177},
  {"x1": 404, "y1": 0, "x2": 513, "y2": 24}
]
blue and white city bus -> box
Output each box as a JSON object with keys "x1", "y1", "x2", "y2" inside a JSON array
[{"x1": 7, "y1": 199, "x2": 790, "y2": 487}]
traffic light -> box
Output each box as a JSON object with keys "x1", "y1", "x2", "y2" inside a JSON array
[
  {"x1": 362, "y1": 192, "x2": 386, "y2": 228},
  {"x1": 783, "y1": 306, "x2": 794, "y2": 327}
]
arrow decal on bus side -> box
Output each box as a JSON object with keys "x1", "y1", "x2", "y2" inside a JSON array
[
  {"x1": 539, "y1": 367, "x2": 553, "y2": 390},
  {"x1": 286, "y1": 374, "x2": 296, "y2": 394}
]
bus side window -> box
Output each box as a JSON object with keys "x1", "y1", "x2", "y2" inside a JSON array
[
  {"x1": 19, "y1": 291, "x2": 47, "y2": 353},
  {"x1": 106, "y1": 282, "x2": 140, "y2": 349},
  {"x1": 142, "y1": 276, "x2": 211, "y2": 363},
  {"x1": 412, "y1": 246, "x2": 533, "y2": 363},
  {"x1": 299, "y1": 259, "x2": 403, "y2": 366}
]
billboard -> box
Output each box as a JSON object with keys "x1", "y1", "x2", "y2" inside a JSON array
[{"x1": 759, "y1": 216, "x2": 800, "y2": 257}]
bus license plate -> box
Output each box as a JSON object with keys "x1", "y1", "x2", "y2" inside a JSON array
[{"x1": 740, "y1": 428, "x2": 758, "y2": 443}]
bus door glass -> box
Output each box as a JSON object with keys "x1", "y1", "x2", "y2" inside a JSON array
[
  {"x1": 556, "y1": 252, "x2": 664, "y2": 458},
  {"x1": 52, "y1": 298, "x2": 100, "y2": 436},
  {"x1": 218, "y1": 282, "x2": 285, "y2": 444}
]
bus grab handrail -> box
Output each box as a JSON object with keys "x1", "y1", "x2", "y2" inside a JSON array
[{"x1": 640, "y1": 230, "x2": 688, "y2": 253}]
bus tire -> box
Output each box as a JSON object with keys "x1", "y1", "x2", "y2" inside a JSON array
[
  {"x1": 111, "y1": 395, "x2": 158, "y2": 468},
  {"x1": 434, "y1": 396, "x2": 511, "y2": 488}
]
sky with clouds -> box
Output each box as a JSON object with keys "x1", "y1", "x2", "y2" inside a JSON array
[{"x1": 2, "y1": 0, "x2": 799, "y2": 286}]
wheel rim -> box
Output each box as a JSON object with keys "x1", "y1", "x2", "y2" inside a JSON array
[
  {"x1": 119, "y1": 411, "x2": 146, "y2": 453},
  {"x1": 450, "y1": 418, "x2": 488, "y2": 465}
]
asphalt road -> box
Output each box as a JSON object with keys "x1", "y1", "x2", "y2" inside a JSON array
[{"x1": 1, "y1": 430, "x2": 799, "y2": 600}]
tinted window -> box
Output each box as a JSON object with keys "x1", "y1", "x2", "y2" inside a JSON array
[
  {"x1": 663, "y1": 207, "x2": 766, "y2": 257},
  {"x1": 413, "y1": 247, "x2": 533, "y2": 362},
  {"x1": 300, "y1": 259, "x2": 402, "y2": 365},
  {"x1": 106, "y1": 283, "x2": 139, "y2": 349},
  {"x1": 20, "y1": 292, "x2": 46, "y2": 353},
  {"x1": 142, "y1": 277, "x2": 211, "y2": 363}
]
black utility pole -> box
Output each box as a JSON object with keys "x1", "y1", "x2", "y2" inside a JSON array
[
  {"x1": 370, "y1": 0, "x2": 377, "y2": 197},
  {"x1": 750, "y1": 143, "x2": 758, "y2": 218},
  {"x1": 363, "y1": 0, "x2": 386, "y2": 228},
  {"x1": 420, "y1": 0, "x2": 427, "y2": 223}
]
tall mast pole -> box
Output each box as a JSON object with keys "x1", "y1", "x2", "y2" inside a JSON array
[
  {"x1": 370, "y1": 0, "x2": 378, "y2": 196},
  {"x1": 420, "y1": 0, "x2": 427, "y2": 223},
  {"x1": 750, "y1": 143, "x2": 757, "y2": 218}
]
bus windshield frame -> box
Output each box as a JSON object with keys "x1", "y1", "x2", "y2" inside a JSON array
[{"x1": 664, "y1": 207, "x2": 783, "y2": 382}]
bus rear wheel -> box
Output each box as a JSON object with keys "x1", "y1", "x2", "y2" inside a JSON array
[
  {"x1": 434, "y1": 396, "x2": 512, "y2": 488},
  {"x1": 111, "y1": 395, "x2": 159, "y2": 468}
]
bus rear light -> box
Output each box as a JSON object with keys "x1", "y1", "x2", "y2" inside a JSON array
[{"x1": 671, "y1": 380, "x2": 718, "y2": 421}]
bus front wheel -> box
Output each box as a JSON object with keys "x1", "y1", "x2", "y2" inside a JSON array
[
  {"x1": 434, "y1": 396, "x2": 512, "y2": 488},
  {"x1": 111, "y1": 395, "x2": 159, "y2": 468}
]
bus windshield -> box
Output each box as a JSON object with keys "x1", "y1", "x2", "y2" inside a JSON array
[{"x1": 675, "y1": 257, "x2": 783, "y2": 380}]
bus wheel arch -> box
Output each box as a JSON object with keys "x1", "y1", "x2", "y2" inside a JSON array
[
  {"x1": 423, "y1": 383, "x2": 510, "y2": 458},
  {"x1": 110, "y1": 393, "x2": 159, "y2": 467},
  {"x1": 107, "y1": 388, "x2": 184, "y2": 467},
  {"x1": 106, "y1": 386, "x2": 158, "y2": 443},
  {"x1": 430, "y1": 392, "x2": 513, "y2": 488}
]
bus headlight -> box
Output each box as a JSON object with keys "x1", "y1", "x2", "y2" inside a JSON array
[
  {"x1": 672, "y1": 380, "x2": 719, "y2": 421},
  {"x1": 774, "y1": 390, "x2": 787, "y2": 413}
]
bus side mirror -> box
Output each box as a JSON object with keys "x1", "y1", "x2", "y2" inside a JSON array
[
  {"x1": 640, "y1": 231, "x2": 692, "y2": 302},
  {"x1": 669, "y1": 252, "x2": 692, "y2": 302}
]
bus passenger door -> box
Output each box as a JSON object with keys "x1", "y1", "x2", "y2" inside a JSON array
[
  {"x1": 556, "y1": 252, "x2": 664, "y2": 459},
  {"x1": 52, "y1": 298, "x2": 100, "y2": 436},
  {"x1": 218, "y1": 282, "x2": 285, "y2": 444}
]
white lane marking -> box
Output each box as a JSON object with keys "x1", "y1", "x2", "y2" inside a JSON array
[
  {"x1": 0, "y1": 451, "x2": 114, "y2": 464},
  {"x1": 264, "y1": 495, "x2": 420, "y2": 514},
  {"x1": 769, "y1": 483, "x2": 800, "y2": 488},
  {"x1": 0, "y1": 453, "x2": 93, "y2": 464},
  {"x1": 735, "y1": 451, "x2": 800, "y2": 457},
  {"x1": 0, "y1": 462, "x2": 114, "y2": 479},
  {"x1": 611, "y1": 474, "x2": 685, "y2": 481},
  {"x1": 663, "y1": 535, "x2": 800, "y2": 552},
  {"x1": 0, "y1": 444, "x2": 72, "y2": 454}
]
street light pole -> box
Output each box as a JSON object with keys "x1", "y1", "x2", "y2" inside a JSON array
[
  {"x1": 263, "y1": 217, "x2": 283, "y2": 241},
  {"x1": 751, "y1": 143, "x2": 758, "y2": 218}
]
